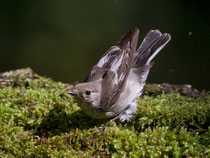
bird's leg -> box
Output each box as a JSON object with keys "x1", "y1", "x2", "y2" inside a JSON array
[{"x1": 94, "y1": 114, "x2": 122, "y2": 134}]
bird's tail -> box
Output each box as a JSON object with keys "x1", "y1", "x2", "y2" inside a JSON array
[{"x1": 134, "y1": 30, "x2": 171, "y2": 67}]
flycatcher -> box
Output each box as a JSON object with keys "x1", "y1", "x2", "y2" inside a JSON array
[{"x1": 69, "y1": 27, "x2": 171, "y2": 133}]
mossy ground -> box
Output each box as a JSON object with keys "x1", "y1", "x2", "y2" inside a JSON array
[{"x1": 0, "y1": 69, "x2": 210, "y2": 157}]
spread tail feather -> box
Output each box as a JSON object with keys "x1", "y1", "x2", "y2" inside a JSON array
[{"x1": 134, "y1": 30, "x2": 171, "y2": 67}]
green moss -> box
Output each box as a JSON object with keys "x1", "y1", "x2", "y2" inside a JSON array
[
  {"x1": 0, "y1": 69, "x2": 210, "y2": 157},
  {"x1": 143, "y1": 84, "x2": 164, "y2": 94}
]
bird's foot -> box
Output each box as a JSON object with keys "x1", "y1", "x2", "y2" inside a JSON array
[{"x1": 94, "y1": 114, "x2": 121, "y2": 135}]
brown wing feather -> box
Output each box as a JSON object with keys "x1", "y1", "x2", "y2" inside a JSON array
[
  {"x1": 85, "y1": 27, "x2": 139, "y2": 83},
  {"x1": 85, "y1": 46, "x2": 121, "y2": 82},
  {"x1": 100, "y1": 27, "x2": 139, "y2": 110}
]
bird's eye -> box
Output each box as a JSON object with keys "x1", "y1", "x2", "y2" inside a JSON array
[{"x1": 85, "y1": 90, "x2": 91, "y2": 95}]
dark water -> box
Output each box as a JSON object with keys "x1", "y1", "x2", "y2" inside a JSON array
[{"x1": 0, "y1": 0, "x2": 210, "y2": 90}]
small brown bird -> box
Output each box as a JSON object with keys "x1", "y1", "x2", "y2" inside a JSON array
[{"x1": 69, "y1": 27, "x2": 171, "y2": 133}]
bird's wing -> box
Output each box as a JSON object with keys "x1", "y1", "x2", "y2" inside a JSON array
[
  {"x1": 98, "y1": 27, "x2": 139, "y2": 110},
  {"x1": 85, "y1": 28, "x2": 139, "y2": 83},
  {"x1": 134, "y1": 30, "x2": 171, "y2": 67},
  {"x1": 84, "y1": 46, "x2": 121, "y2": 82},
  {"x1": 131, "y1": 29, "x2": 171, "y2": 87}
]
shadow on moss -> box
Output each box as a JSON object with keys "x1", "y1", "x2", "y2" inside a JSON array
[{"x1": 32, "y1": 105, "x2": 109, "y2": 137}]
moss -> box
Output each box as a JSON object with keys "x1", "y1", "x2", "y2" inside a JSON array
[{"x1": 0, "y1": 68, "x2": 210, "y2": 157}]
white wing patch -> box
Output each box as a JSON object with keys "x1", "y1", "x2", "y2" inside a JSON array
[
  {"x1": 97, "y1": 46, "x2": 120, "y2": 68},
  {"x1": 110, "y1": 51, "x2": 124, "y2": 72},
  {"x1": 119, "y1": 73, "x2": 125, "y2": 81}
]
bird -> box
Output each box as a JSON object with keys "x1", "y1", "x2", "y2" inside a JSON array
[{"x1": 68, "y1": 27, "x2": 171, "y2": 133}]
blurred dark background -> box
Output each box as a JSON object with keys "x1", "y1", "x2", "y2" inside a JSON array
[{"x1": 0, "y1": 0, "x2": 209, "y2": 90}]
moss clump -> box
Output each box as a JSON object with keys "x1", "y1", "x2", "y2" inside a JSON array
[{"x1": 0, "y1": 68, "x2": 210, "y2": 157}]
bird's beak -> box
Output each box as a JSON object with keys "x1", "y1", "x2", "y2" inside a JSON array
[{"x1": 68, "y1": 91, "x2": 78, "y2": 96}]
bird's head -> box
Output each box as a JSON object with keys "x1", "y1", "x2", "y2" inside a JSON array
[{"x1": 68, "y1": 82, "x2": 101, "y2": 107}]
